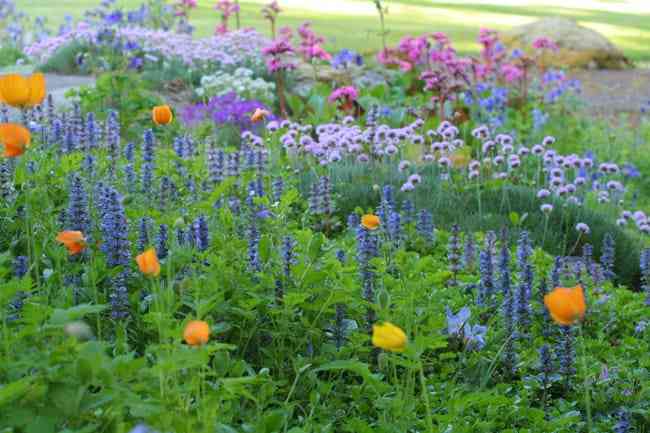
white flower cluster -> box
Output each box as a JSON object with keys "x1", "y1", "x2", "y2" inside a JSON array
[{"x1": 196, "y1": 67, "x2": 275, "y2": 103}]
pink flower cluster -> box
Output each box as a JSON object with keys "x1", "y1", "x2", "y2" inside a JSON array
[
  {"x1": 500, "y1": 63, "x2": 523, "y2": 83},
  {"x1": 532, "y1": 36, "x2": 559, "y2": 51},
  {"x1": 262, "y1": 35, "x2": 297, "y2": 73},
  {"x1": 261, "y1": 0, "x2": 281, "y2": 19},
  {"x1": 215, "y1": 0, "x2": 240, "y2": 18},
  {"x1": 179, "y1": 0, "x2": 196, "y2": 9},
  {"x1": 215, "y1": 0, "x2": 241, "y2": 34},
  {"x1": 297, "y1": 22, "x2": 331, "y2": 62},
  {"x1": 328, "y1": 86, "x2": 358, "y2": 104},
  {"x1": 376, "y1": 34, "x2": 431, "y2": 72},
  {"x1": 476, "y1": 28, "x2": 506, "y2": 79}
]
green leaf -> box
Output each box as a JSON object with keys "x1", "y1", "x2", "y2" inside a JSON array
[
  {"x1": 509, "y1": 211, "x2": 520, "y2": 226},
  {"x1": 49, "y1": 304, "x2": 107, "y2": 326},
  {"x1": 308, "y1": 233, "x2": 324, "y2": 261},
  {"x1": 260, "y1": 409, "x2": 286, "y2": 433},
  {"x1": 259, "y1": 235, "x2": 272, "y2": 263},
  {"x1": 314, "y1": 360, "x2": 383, "y2": 390},
  {"x1": 76, "y1": 358, "x2": 94, "y2": 385},
  {"x1": 0, "y1": 376, "x2": 34, "y2": 407},
  {"x1": 25, "y1": 416, "x2": 57, "y2": 433},
  {"x1": 216, "y1": 424, "x2": 239, "y2": 433},
  {"x1": 284, "y1": 292, "x2": 311, "y2": 307}
]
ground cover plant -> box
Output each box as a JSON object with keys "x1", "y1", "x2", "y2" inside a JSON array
[{"x1": 0, "y1": 1, "x2": 649, "y2": 433}]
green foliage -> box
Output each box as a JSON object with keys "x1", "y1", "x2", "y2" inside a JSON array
[
  {"x1": 38, "y1": 41, "x2": 87, "y2": 75},
  {"x1": 303, "y1": 161, "x2": 644, "y2": 288},
  {"x1": 1, "y1": 95, "x2": 648, "y2": 431},
  {"x1": 66, "y1": 72, "x2": 165, "y2": 139},
  {"x1": 0, "y1": 46, "x2": 27, "y2": 68}
]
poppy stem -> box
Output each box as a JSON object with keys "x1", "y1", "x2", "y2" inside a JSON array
[
  {"x1": 476, "y1": 178, "x2": 482, "y2": 230},
  {"x1": 542, "y1": 215, "x2": 549, "y2": 249},
  {"x1": 23, "y1": 180, "x2": 40, "y2": 288},
  {"x1": 578, "y1": 326, "x2": 593, "y2": 431},
  {"x1": 89, "y1": 251, "x2": 101, "y2": 341},
  {"x1": 418, "y1": 360, "x2": 435, "y2": 433}
]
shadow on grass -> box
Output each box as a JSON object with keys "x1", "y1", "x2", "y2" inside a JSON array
[{"x1": 299, "y1": 161, "x2": 644, "y2": 289}]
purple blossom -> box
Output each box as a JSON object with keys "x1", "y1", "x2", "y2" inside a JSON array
[{"x1": 181, "y1": 92, "x2": 271, "y2": 131}]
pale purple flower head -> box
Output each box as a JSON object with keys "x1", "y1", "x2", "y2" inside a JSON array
[
  {"x1": 576, "y1": 222, "x2": 590, "y2": 234},
  {"x1": 400, "y1": 181, "x2": 415, "y2": 192},
  {"x1": 541, "y1": 203, "x2": 553, "y2": 214},
  {"x1": 398, "y1": 160, "x2": 411, "y2": 172},
  {"x1": 542, "y1": 136, "x2": 556, "y2": 146},
  {"x1": 385, "y1": 144, "x2": 398, "y2": 155}
]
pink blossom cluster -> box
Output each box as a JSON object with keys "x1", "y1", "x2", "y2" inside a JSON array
[
  {"x1": 296, "y1": 22, "x2": 331, "y2": 62},
  {"x1": 175, "y1": 0, "x2": 197, "y2": 16},
  {"x1": 215, "y1": 0, "x2": 240, "y2": 17},
  {"x1": 500, "y1": 63, "x2": 523, "y2": 83},
  {"x1": 261, "y1": 0, "x2": 281, "y2": 19},
  {"x1": 532, "y1": 36, "x2": 559, "y2": 51},
  {"x1": 328, "y1": 86, "x2": 358, "y2": 104},
  {"x1": 376, "y1": 34, "x2": 431, "y2": 72},
  {"x1": 262, "y1": 33, "x2": 297, "y2": 73},
  {"x1": 25, "y1": 24, "x2": 269, "y2": 69},
  {"x1": 214, "y1": 0, "x2": 240, "y2": 34},
  {"x1": 475, "y1": 28, "x2": 506, "y2": 79}
]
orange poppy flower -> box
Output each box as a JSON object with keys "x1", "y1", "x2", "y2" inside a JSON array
[
  {"x1": 135, "y1": 248, "x2": 161, "y2": 277},
  {"x1": 152, "y1": 105, "x2": 173, "y2": 125},
  {"x1": 0, "y1": 123, "x2": 31, "y2": 158},
  {"x1": 56, "y1": 231, "x2": 87, "y2": 256},
  {"x1": 183, "y1": 320, "x2": 210, "y2": 346},
  {"x1": 27, "y1": 73, "x2": 46, "y2": 107},
  {"x1": 250, "y1": 108, "x2": 270, "y2": 123},
  {"x1": 0, "y1": 73, "x2": 46, "y2": 108},
  {"x1": 544, "y1": 285, "x2": 586, "y2": 326},
  {"x1": 361, "y1": 214, "x2": 380, "y2": 231}
]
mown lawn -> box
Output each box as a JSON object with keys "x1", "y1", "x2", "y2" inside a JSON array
[{"x1": 15, "y1": 0, "x2": 650, "y2": 61}]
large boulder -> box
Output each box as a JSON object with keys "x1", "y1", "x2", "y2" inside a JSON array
[{"x1": 502, "y1": 17, "x2": 630, "y2": 69}]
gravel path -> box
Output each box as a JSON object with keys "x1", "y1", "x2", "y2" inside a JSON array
[{"x1": 43, "y1": 74, "x2": 96, "y2": 107}]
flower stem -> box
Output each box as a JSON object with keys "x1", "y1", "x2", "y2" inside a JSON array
[
  {"x1": 418, "y1": 360, "x2": 435, "y2": 433},
  {"x1": 578, "y1": 326, "x2": 593, "y2": 431}
]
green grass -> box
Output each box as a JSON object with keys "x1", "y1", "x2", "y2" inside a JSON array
[{"x1": 15, "y1": 0, "x2": 650, "y2": 61}]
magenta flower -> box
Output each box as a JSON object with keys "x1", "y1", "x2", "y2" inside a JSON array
[
  {"x1": 215, "y1": 0, "x2": 240, "y2": 17},
  {"x1": 328, "y1": 86, "x2": 358, "y2": 104},
  {"x1": 262, "y1": 38, "x2": 296, "y2": 73},
  {"x1": 501, "y1": 63, "x2": 523, "y2": 82},
  {"x1": 182, "y1": 0, "x2": 197, "y2": 7},
  {"x1": 327, "y1": 86, "x2": 359, "y2": 111},
  {"x1": 295, "y1": 21, "x2": 332, "y2": 62},
  {"x1": 532, "y1": 36, "x2": 559, "y2": 51}
]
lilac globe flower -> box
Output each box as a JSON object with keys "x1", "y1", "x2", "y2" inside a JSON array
[{"x1": 576, "y1": 222, "x2": 591, "y2": 234}]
